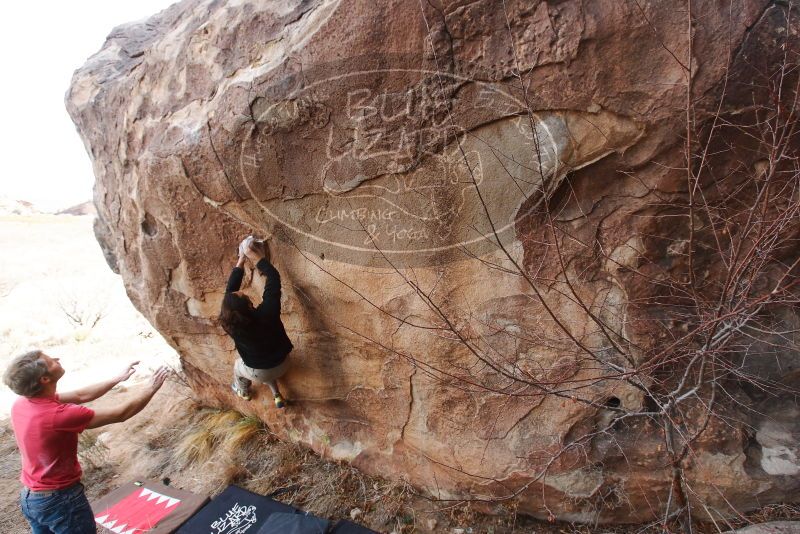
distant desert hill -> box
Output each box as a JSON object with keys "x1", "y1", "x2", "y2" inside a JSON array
[
  {"x1": 57, "y1": 201, "x2": 96, "y2": 216},
  {"x1": 0, "y1": 198, "x2": 40, "y2": 216}
]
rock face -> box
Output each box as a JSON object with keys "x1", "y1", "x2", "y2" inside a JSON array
[{"x1": 67, "y1": 0, "x2": 800, "y2": 524}]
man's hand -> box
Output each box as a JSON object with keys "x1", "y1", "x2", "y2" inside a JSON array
[
  {"x1": 60, "y1": 361, "x2": 142, "y2": 404},
  {"x1": 149, "y1": 366, "x2": 171, "y2": 392},
  {"x1": 86, "y1": 366, "x2": 173, "y2": 429},
  {"x1": 115, "y1": 361, "x2": 140, "y2": 383}
]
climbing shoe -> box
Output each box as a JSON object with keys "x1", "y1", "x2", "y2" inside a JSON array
[
  {"x1": 231, "y1": 382, "x2": 251, "y2": 401},
  {"x1": 274, "y1": 394, "x2": 286, "y2": 409}
]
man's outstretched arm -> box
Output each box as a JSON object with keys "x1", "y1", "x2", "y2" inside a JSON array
[
  {"x1": 86, "y1": 367, "x2": 170, "y2": 429},
  {"x1": 59, "y1": 361, "x2": 141, "y2": 404}
]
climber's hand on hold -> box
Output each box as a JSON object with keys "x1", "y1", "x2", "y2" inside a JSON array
[
  {"x1": 236, "y1": 236, "x2": 253, "y2": 267},
  {"x1": 245, "y1": 241, "x2": 266, "y2": 263}
]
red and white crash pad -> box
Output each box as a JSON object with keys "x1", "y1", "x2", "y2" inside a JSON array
[{"x1": 91, "y1": 479, "x2": 208, "y2": 534}]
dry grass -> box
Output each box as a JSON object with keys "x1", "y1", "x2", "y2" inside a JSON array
[
  {"x1": 78, "y1": 430, "x2": 109, "y2": 469},
  {"x1": 239, "y1": 438, "x2": 417, "y2": 529},
  {"x1": 174, "y1": 423, "x2": 216, "y2": 468},
  {"x1": 224, "y1": 415, "x2": 264, "y2": 454},
  {"x1": 173, "y1": 409, "x2": 266, "y2": 470}
]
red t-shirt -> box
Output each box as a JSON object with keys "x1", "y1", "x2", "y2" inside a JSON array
[{"x1": 10, "y1": 394, "x2": 95, "y2": 490}]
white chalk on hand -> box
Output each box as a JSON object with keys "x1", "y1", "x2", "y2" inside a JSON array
[{"x1": 239, "y1": 236, "x2": 255, "y2": 257}]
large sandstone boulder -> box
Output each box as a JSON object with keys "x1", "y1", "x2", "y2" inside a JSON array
[{"x1": 67, "y1": 0, "x2": 800, "y2": 524}]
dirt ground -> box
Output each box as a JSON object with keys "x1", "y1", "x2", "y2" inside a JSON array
[{"x1": 1, "y1": 215, "x2": 797, "y2": 533}]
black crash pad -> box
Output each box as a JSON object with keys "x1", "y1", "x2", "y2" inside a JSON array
[
  {"x1": 256, "y1": 511, "x2": 330, "y2": 533},
  {"x1": 175, "y1": 485, "x2": 298, "y2": 533},
  {"x1": 330, "y1": 519, "x2": 380, "y2": 533}
]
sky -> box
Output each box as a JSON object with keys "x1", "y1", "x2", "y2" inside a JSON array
[{"x1": 0, "y1": 1, "x2": 176, "y2": 212}]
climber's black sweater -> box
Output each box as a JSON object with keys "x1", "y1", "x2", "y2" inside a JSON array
[{"x1": 225, "y1": 258, "x2": 293, "y2": 369}]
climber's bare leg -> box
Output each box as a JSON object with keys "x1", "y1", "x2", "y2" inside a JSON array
[{"x1": 265, "y1": 380, "x2": 279, "y2": 397}]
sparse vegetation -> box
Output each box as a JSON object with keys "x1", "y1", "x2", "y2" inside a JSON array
[
  {"x1": 174, "y1": 422, "x2": 216, "y2": 467},
  {"x1": 56, "y1": 289, "x2": 107, "y2": 332},
  {"x1": 172, "y1": 409, "x2": 266, "y2": 470},
  {"x1": 78, "y1": 429, "x2": 109, "y2": 469}
]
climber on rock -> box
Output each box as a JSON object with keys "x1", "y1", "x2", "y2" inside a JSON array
[{"x1": 220, "y1": 235, "x2": 293, "y2": 409}]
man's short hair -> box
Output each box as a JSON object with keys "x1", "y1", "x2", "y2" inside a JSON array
[{"x1": 3, "y1": 350, "x2": 47, "y2": 397}]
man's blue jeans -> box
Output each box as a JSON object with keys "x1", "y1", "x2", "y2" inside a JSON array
[{"x1": 20, "y1": 483, "x2": 96, "y2": 534}]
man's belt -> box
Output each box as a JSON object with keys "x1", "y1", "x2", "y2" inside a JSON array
[
  {"x1": 27, "y1": 488, "x2": 58, "y2": 497},
  {"x1": 25, "y1": 482, "x2": 79, "y2": 498}
]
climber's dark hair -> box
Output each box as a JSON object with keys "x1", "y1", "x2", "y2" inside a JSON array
[{"x1": 219, "y1": 292, "x2": 255, "y2": 337}]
